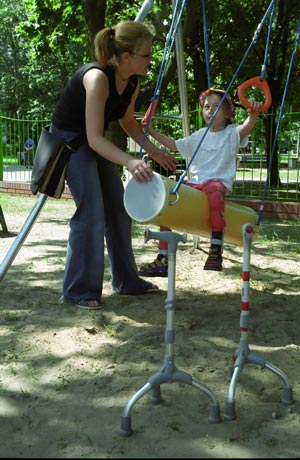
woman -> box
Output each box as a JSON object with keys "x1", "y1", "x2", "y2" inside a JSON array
[{"x1": 51, "y1": 20, "x2": 178, "y2": 309}]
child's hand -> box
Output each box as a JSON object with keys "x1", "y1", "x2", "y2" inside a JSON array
[
  {"x1": 248, "y1": 101, "x2": 263, "y2": 113},
  {"x1": 141, "y1": 119, "x2": 153, "y2": 130},
  {"x1": 152, "y1": 147, "x2": 179, "y2": 171}
]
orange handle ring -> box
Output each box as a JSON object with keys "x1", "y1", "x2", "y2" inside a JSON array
[
  {"x1": 141, "y1": 98, "x2": 159, "y2": 127},
  {"x1": 237, "y1": 76, "x2": 272, "y2": 112}
]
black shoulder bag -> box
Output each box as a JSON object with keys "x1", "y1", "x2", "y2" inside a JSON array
[{"x1": 31, "y1": 126, "x2": 84, "y2": 199}]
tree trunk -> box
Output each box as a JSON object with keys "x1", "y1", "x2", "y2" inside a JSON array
[
  {"x1": 83, "y1": 0, "x2": 107, "y2": 60},
  {"x1": 264, "y1": 111, "x2": 281, "y2": 188}
]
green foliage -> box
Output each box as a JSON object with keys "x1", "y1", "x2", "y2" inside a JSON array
[
  {"x1": 20, "y1": 0, "x2": 86, "y2": 54},
  {"x1": 0, "y1": 0, "x2": 88, "y2": 117},
  {"x1": 0, "y1": 0, "x2": 299, "y2": 129}
]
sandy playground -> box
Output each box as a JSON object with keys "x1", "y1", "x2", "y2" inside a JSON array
[{"x1": 0, "y1": 194, "x2": 300, "y2": 458}]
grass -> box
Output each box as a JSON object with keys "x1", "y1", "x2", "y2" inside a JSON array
[
  {"x1": 233, "y1": 172, "x2": 300, "y2": 201},
  {"x1": 235, "y1": 167, "x2": 299, "y2": 182},
  {"x1": 0, "y1": 192, "x2": 75, "y2": 215},
  {"x1": 0, "y1": 192, "x2": 37, "y2": 213}
]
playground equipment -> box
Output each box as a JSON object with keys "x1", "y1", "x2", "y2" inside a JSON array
[
  {"x1": 124, "y1": 171, "x2": 260, "y2": 247},
  {"x1": 0, "y1": 194, "x2": 47, "y2": 281},
  {"x1": 221, "y1": 17, "x2": 299, "y2": 419},
  {"x1": 121, "y1": 229, "x2": 221, "y2": 436},
  {"x1": 0, "y1": 205, "x2": 8, "y2": 235},
  {"x1": 123, "y1": 0, "x2": 297, "y2": 424},
  {"x1": 224, "y1": 223, "x2": 294, "y2": 420}
]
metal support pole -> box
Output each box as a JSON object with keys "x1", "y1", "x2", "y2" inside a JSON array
[
  {"x1": 224, "y1": 223, "x2": 294, "y2": 421},
  {"x1": 173, "y1": 0, "x2": 189, "y2": 138},
  {"x1": 120, "y1": 229, "x2": 221, "y2": 437},
  {"x1": 135, "y1": 0, "x2": 155, "y2": 22},
  {"x1": 0, "y1": 205, "x2": 8, "y2": 234},
  {"x1": 137, "y1": 0, "x2": 189, "y2": 140},
  {"x1": 0, "y1": 193, "x2": 48, "y2": 282}
]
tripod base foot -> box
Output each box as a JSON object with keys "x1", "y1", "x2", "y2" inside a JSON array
[
  {"x1": 150, "y1": 386, "x2": 163, "y2": 404},
  {"x1": 224, "y1": 401, "x2": 236, "y2": 421},
  {"x1": 120, "y1": 415, "x2": 133, "y2": 437},
  {"x1": 282, "y1": 386, "x2": 294, "y2": 406},
  {"x1": 209, "y1": 402, "x2": 222, "y2": 423}
]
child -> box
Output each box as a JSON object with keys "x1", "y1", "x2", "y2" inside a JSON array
[{"x1": 139, "y1": 88, "x2": 262, "y2": 272}]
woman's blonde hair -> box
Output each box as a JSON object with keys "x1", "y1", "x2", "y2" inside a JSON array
[{"x1": 95, "y1": 20, "x2": 155, "y2": 66}]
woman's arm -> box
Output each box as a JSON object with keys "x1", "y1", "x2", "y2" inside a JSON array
[
  {"x1": 120, "y1": 86, "x2": 178, "y2": 171},
  {"x1": 83, "y1": 68, "x2": 152, "y2": 182}
]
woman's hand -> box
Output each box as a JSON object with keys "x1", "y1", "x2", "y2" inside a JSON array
[{"x1": 127, "y1": 158, "x2": 154, "y2": 183}]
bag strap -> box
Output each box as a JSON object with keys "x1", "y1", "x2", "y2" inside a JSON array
[
  {"x1": 67, "y1": 132, "x2": 87, "y2": 151},
  {"x1": 44, "y1": 125, "x2": 86, "y2": 152}
]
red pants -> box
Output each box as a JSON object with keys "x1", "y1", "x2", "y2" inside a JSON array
[
  {"x1": 158, "y1": 180, "x2": 227, "y2": 249},
  {"x1": 158, "y1": 226, "x2": 170, "y2": 251},
  {"x1": 188, "y1": 180, "x2": 228, "y2": 232}
]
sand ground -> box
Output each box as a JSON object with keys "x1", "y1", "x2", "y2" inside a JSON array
[{"x1": 0, "y1": 194, "x2": 300, "y2": 458}]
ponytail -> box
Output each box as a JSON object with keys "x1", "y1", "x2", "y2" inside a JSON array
[
  {"x1": 95, "y1": 27, "x2": 115, "y2": 66},
  {"x1": 95, "y1": 20, "x2": 155, "y2": 67}
]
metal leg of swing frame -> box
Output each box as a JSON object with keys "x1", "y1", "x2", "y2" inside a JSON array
[
  {"x1": 0, "y1": 205, "x2": 9, "y2": 234},
  {"x1": 120, "y1": 229, "x2": 221, "y2": 437},
  {"x1": 224, "y1": 223, "x2": 294, "y2": 421},
  {"x1": 0, "y1": 193, "x2": 48, "y2": 282}
]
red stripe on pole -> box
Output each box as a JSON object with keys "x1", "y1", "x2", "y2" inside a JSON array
[{"x1": 242, "y1": 272, "x2": 250, "y2": 281}]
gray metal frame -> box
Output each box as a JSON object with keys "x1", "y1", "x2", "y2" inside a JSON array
[{"x1": 120, "y1": 229, "x2": 221, "y2": 436}]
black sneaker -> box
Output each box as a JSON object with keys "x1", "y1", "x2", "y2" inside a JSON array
[
  {"x1": 203, "y1": 250, "x2": 223, "y2": 271},
  {"x1": 138, "y1": 254, "x2": 168, "y2": 277}
]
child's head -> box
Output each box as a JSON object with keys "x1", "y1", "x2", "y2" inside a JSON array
[{"x1": 199, "y1": 88, "x2": 234, "y2": 127}]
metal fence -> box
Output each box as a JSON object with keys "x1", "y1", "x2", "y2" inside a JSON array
[
  {"x1": 1, "y1": 110, "x2": 299, "y2": 202},
  {"x1": 0, "y1": 114, "x2": 49, "y2": 183}
]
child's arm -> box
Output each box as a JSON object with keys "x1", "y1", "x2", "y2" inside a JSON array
[
  {"x1": 145, "y1": 122, "x2": 178, "y2": 152},
  {"x1": 239, "y1": 101, "x2": 262, "y2": 143}
]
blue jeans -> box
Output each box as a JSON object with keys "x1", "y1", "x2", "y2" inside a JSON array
[{"x1": 50, "y1": 125, "x2": 152, "y2": 302}]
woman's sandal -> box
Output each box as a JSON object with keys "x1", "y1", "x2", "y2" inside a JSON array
[
  {"x1": 75, "y1": 299, "x2": 102, "y2": 310},
  {"x1": 59, "y1": 296, "x2": 102, "y2": 310}
]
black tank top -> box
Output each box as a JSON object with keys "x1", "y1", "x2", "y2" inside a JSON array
[{"x1": 52, "y1": 62, "x2": 138, "y2": 133}]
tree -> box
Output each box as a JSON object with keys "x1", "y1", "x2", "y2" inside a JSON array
[
  {"x1": 0, "y1": 1, "x2": 29, "y2": 113},
  {"x1": 1, "y1": 0, "x2": 299, "y2": 188},
  {"x1": 0, "y1": 0, "x2": 89, "y2": 116}
]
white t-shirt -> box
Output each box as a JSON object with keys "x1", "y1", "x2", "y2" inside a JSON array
[{"x1": 175, "y1": 124, "x2": 248, "y2": 192}]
